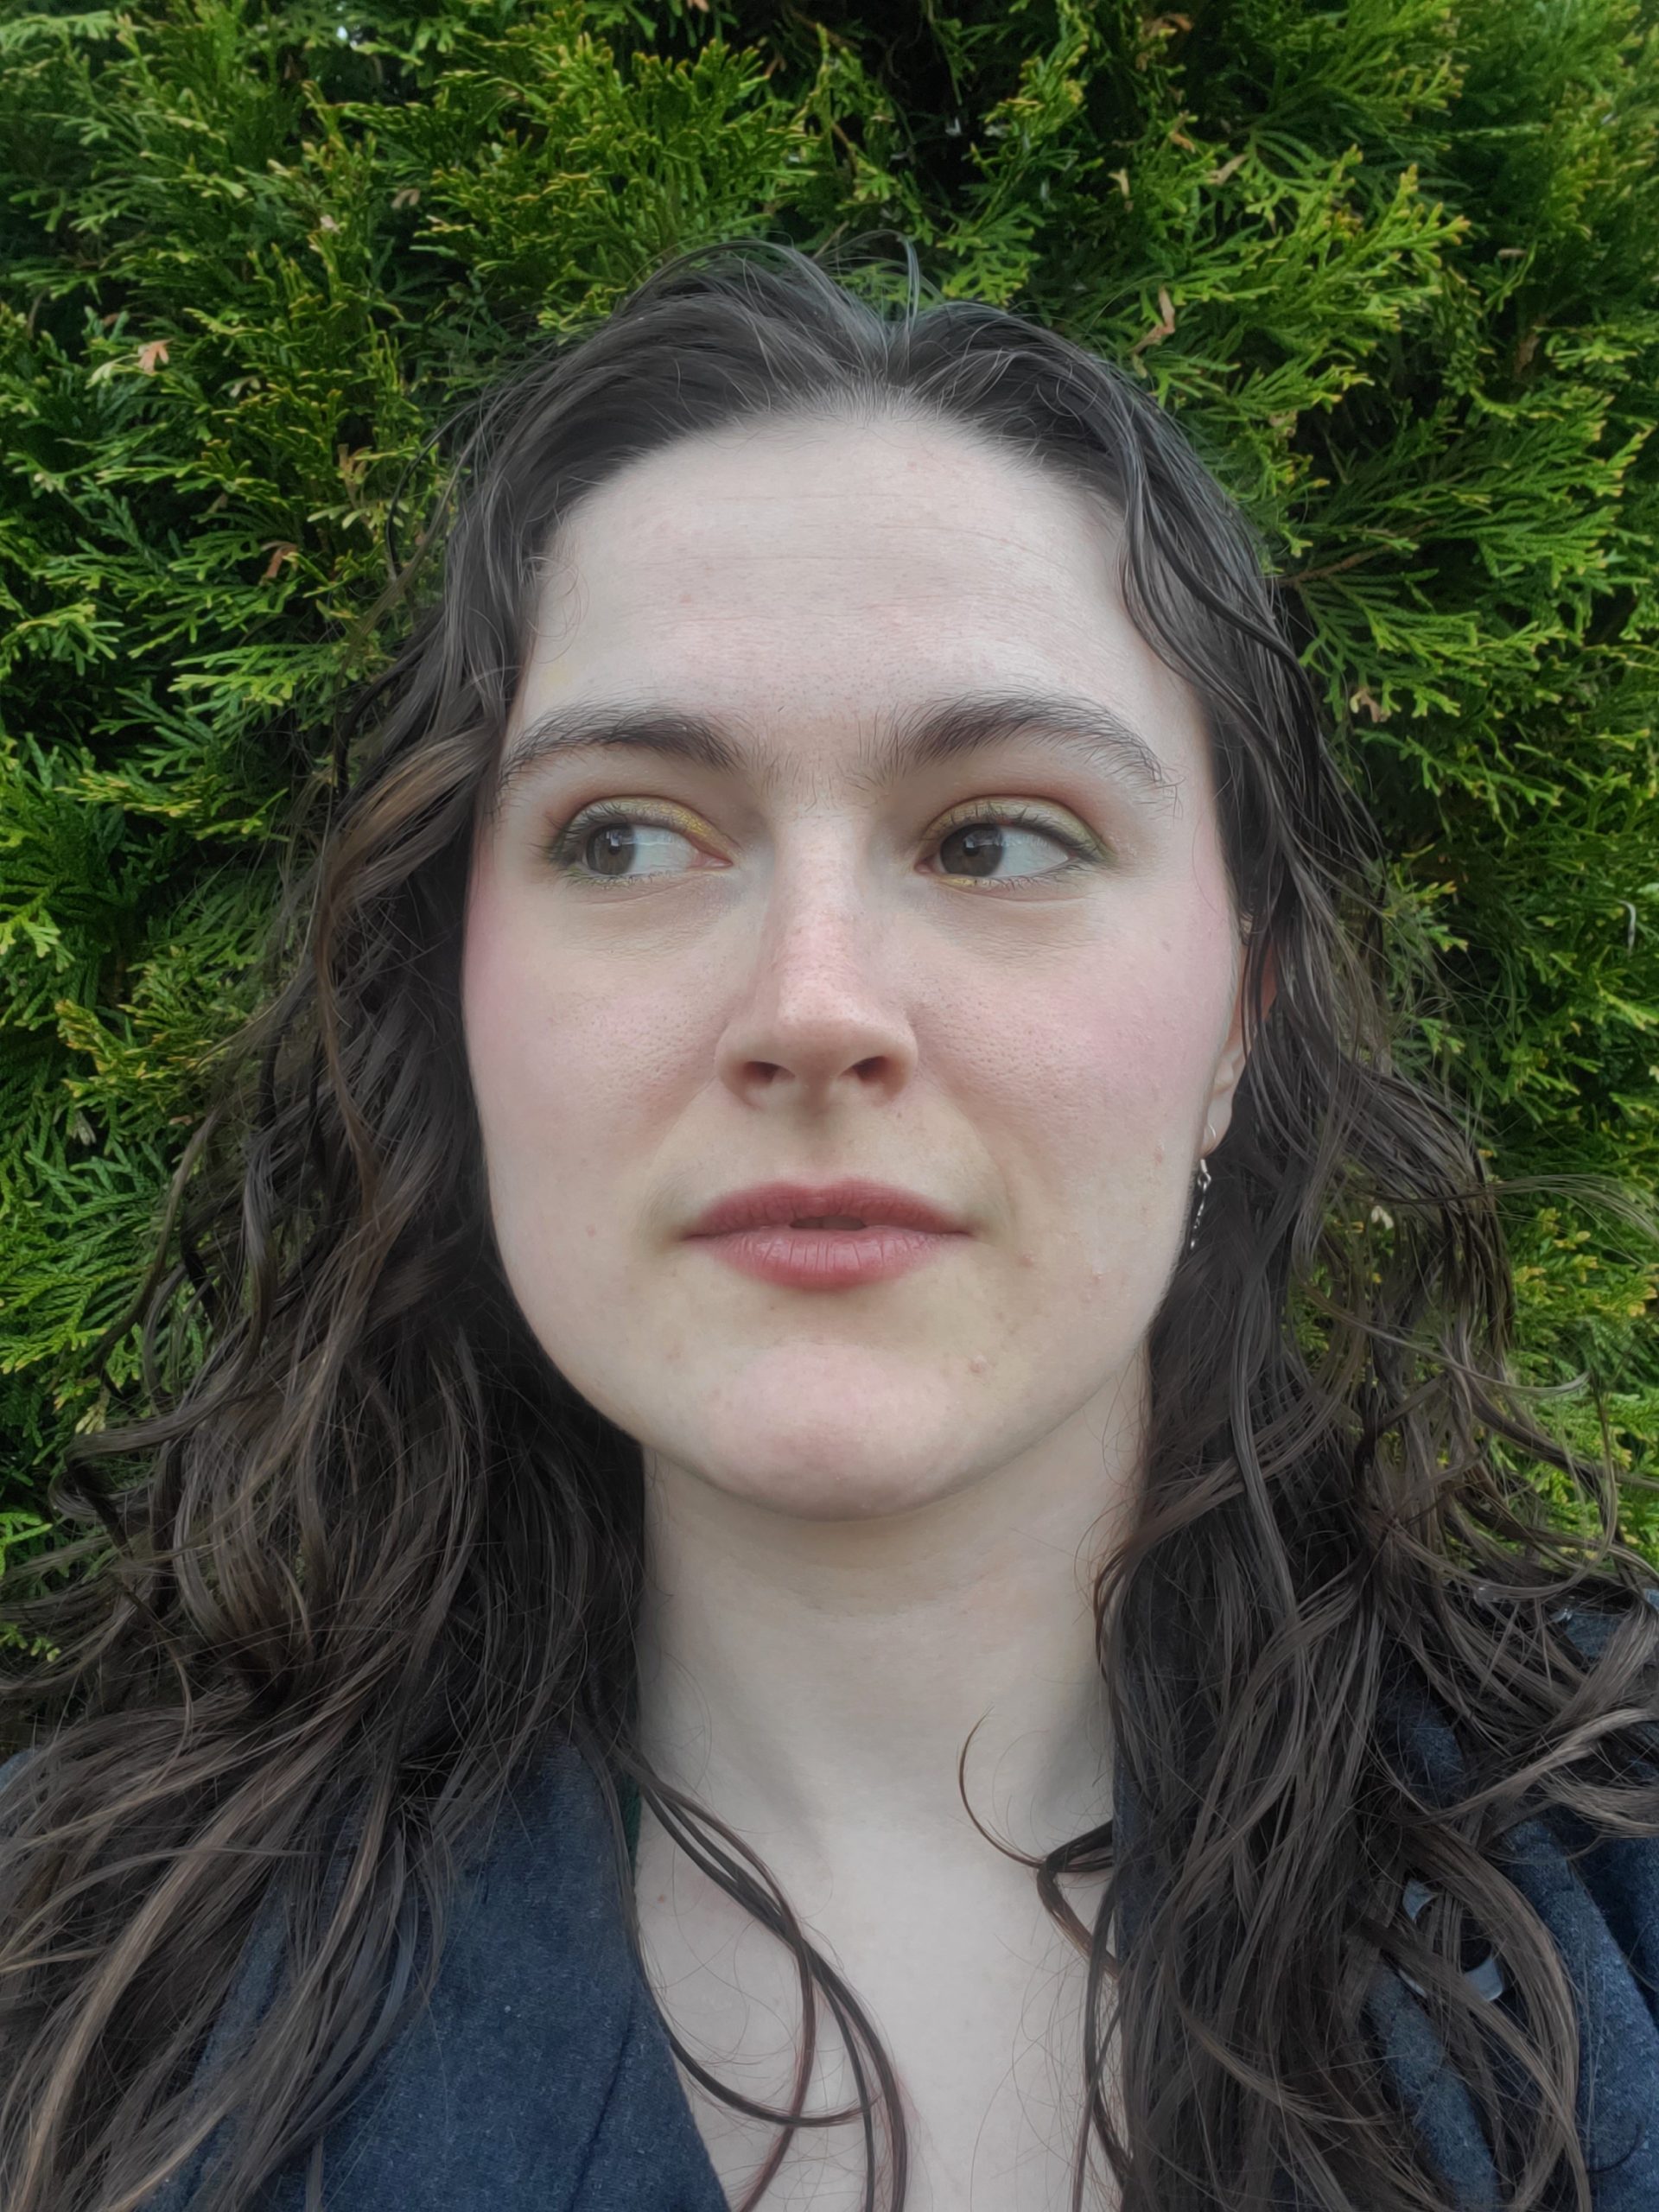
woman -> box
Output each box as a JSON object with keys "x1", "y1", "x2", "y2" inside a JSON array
[{"x1": 2, "y1": 236, "x2": 1656, "y2": 2212}]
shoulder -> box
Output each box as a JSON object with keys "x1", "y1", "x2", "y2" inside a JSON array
[
  {"x1": 1369, "y1": 1591, "x2": 1659, "y2": 2211},
  {"x1": 1498, "y1": 1596, "x2": 1659, "y2": 2122},
  {"x1": 0, "y1": 1745, "x2": 38, "y2": 1810},
  {"x1": 156, "y1": 1743, "x2": 722, "y2": 2211}
]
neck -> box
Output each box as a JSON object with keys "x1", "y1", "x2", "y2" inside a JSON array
[{"x1": 634, "y1": 1373, "x2": 1143, "y2": 1872}]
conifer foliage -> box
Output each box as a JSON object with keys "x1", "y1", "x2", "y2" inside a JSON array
[{"x1": 1, "y1": 0, "x2": 1656, "y2": 1565}]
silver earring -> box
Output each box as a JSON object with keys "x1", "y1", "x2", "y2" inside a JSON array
[{"x1": 1186, "y1": 1155, "x2": 1212, "y2": 1251}]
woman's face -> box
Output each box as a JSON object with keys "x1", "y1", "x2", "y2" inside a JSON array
[{"x1": 462, "y1": 413, "x2": 1251, "y2": 1522}]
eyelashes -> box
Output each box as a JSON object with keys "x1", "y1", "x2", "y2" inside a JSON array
[{"x1": 543, "y1": 799, "x2": 1107, "y2": 895}]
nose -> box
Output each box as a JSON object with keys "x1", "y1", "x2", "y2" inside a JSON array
[{"x1": 710, "y1": 836, "x2": 919, "y2": 1112}]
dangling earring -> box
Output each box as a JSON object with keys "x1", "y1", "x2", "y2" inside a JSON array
[{"x1": 1186, "y1": 1154, "x2": 1212, "y2": 1252}]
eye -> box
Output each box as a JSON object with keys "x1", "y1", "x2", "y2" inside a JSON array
[
  {"x1": 927, "y1": 804, "x2": 1102, "y2": 892},
  {"x1": 544, "y1": 800, "x2": 1103, "y2": 893},
  {"x1": 545, "y1": 802, "x2": 713, "y2": 887}
]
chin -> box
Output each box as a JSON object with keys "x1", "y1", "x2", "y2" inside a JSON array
[
  {"x1": 716, "y1": 1467, "x2": 961, "y2": 1524},
  {"x1": 660, "y1": 1420, "x2": 977, "y2": 1525}
]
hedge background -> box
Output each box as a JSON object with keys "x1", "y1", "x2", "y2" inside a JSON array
[{"x1": 1, "y1": 0, "x2": 1656, "y2": 1573}]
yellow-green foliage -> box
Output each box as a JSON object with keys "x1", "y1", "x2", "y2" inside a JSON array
[{"x1": 1, "y1": 0, "x2": 1655, "y2": 1548}]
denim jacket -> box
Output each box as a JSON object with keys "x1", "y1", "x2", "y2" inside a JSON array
[{"x1": 7, "y1": 1600, "x2": 1658, "y2": 2209}]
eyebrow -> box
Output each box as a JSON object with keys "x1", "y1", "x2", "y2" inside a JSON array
[{"x1": 487, "y1": 689, "x2": 1179, "y2": 821}]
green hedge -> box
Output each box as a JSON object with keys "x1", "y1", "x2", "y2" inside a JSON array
[{"x1": 2, "y1": 0, "x2": 1656, "y2": 1567}]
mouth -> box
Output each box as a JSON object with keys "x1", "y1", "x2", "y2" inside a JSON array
[
  {"x1": 685, "y1": 1179, "x2": 969, "y2": 1241},
  {"x1": 685, "y1": 1205, "x2": 962, "y2": 1290}
]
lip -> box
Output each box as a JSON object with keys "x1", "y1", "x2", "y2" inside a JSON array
[
  {"x1": 691, "y1": 1222, "x2": 959, "y2": 1290},
  {"x1": 683, "y1": 1179, "x2": 969, "y2": 1240}
]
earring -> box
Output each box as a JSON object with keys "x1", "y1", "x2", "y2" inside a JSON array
[{"x1": 1186, "y1": 1154, "x2": 1212, "y2": 1252}]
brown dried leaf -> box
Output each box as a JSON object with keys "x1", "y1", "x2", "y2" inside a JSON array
[
  {"x1": 137, "y1": 339, "x2": 169, "y2": 374},
  {"x1": 1130, "y1": 286, "x2": 1178, "y2": 356},
  {"x1": 261, "y1": 543, "x2": 297, "y2": 582}
]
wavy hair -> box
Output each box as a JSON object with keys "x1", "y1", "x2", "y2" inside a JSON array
[{"x1": 3, "y1": 235, "x2": 1657, "y2": 2212}]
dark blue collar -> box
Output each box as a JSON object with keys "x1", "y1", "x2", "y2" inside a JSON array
[{"x1": 133, "y1": 1602, "x2": 1659, "y2": 2210}]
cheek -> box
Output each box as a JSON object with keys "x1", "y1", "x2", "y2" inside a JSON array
[
  {"x1": 986, "y1": 928, "x2": 1231, "y2": 1141},
  {"x1": 960, "y1": 906, "x2": 1235, "y2": 1271},
  {"x1": 460, "y1": 882, "x2": 686, "y2": 1198},
  {"x1": 461, "y1": 884, "x2": 590, "y2": 1205},
  {"x1": 460, "y1": 901, "x2": 640, "y2": 1361}
]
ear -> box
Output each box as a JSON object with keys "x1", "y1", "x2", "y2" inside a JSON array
[{"x1": 1202, "y1": 928, "x2": 1277, "y2": 1156}]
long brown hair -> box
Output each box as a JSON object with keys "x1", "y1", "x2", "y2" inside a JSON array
[{"x1": 3, "y1": 235, "x2": 1656, "y2": 2212}]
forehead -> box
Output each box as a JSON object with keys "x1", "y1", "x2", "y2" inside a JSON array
[{"x1": 516, "y1": 412, "x2": 1209, "y2": 784}]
